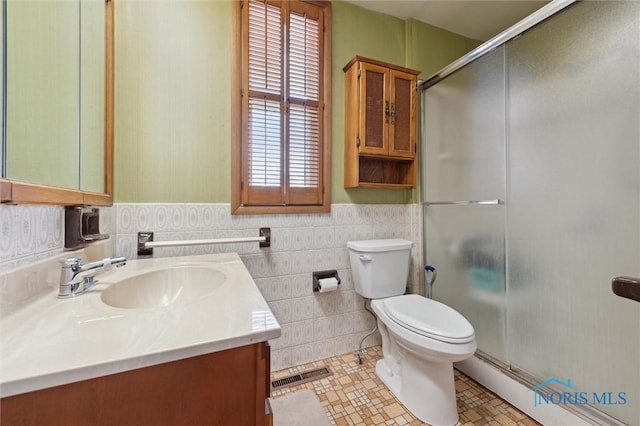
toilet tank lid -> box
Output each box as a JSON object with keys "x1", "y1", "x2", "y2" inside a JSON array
[{"x1": 347, "y1": 239, "x2": 413, "y2": 252}]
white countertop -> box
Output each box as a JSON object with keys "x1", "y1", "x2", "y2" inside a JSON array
[{"x1": 0, "y1": 253, "x2": 281, "y2": 398}]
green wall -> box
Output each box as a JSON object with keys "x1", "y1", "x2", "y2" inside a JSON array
[
  {"x1": 115, "y1": 0, "x2": 231, "y2": 203},
  {"x1": 405, "y1": 18, "x2": 481, "y2": 81},
  {"x1": 114, "y1": 0, "x2": 479, "y2": 204}
]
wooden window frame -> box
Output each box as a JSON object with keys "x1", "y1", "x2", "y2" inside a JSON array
[{"x1": 231, "y1": 0, "x2": 331, "y2": 215}]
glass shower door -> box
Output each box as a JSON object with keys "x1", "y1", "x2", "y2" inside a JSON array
[
  {"x1": 422, "y1": 2, "x2": 640, "y2": 423},
  {"x1": 506, "y1": 2, "x2": 640, "y2": 424},
  {"x1": 422, "y1": 46, "x2": 508, "y2": 364}
]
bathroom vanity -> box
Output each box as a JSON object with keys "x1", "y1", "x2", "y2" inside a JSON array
[{"x1": 0, "y1": 252, "x2": 280, "y2": 426}]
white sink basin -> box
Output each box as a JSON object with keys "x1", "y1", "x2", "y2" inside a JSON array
[
  {"x1": 100, "y1": 263, "x2": 227, "y2": 309},
  {"x1": 1, "y1": 253, "x2": 281, "y2": 399}
]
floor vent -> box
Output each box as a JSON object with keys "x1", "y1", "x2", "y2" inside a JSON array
[{"x1": 271, "y1": 366, "x2": 332, "y2": 390}]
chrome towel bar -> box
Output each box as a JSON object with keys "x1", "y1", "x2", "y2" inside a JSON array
[
  {"x1": 137, "y1": 228, "x2": 270, "y2": 256},
  {"x1": 143, "y1": 236, "x2": 267, "y2": 248},
  {"x1": 423, "y1": 200, "x2": 503, "y2": 206}
]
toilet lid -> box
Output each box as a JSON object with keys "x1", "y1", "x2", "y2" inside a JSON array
[
  {"x1": 347, "y1": 239, "x2": 412, "y2": 252},
  {"x1": 382, "y1": 294, "x2": 475, "y2": 343}
]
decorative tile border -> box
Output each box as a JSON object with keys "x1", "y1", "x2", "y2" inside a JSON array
[{"x1": 0, "y1": 205, "x2": 64, "y2": 271}]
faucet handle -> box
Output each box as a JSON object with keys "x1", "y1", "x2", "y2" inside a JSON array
[
  {"x1": 59, "y1": 257, "x2": 82, "y2": 268},
  {"x1": 59, "y1": 257, "x2": 83, "y2": 290}
]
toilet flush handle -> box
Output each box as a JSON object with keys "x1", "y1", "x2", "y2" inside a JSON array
[{"x1": 359, "y1": 255, "x2": 372, "y2": 262}]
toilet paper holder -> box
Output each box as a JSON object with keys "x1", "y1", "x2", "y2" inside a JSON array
[{"x1": 313, "y1": 270, "x2": 341, "y2": 292}]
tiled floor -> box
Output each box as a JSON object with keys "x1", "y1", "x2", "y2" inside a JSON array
[{"x1": 271, "y1": 346, "x2": 540, "y2": 426}]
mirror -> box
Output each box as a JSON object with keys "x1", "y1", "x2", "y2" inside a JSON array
[
  {"x1": 0, "y1": 0, "x2": 113, "y2": 206},
  {"x1": 80, "y1": 0, "x2": 107, "y2": 194},
  {"x1": 6, "y1": 0, "x2": 80, "y2": 189}
]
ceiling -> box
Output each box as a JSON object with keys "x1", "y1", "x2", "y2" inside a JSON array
[{"x1": 344, "y1": 1, "x2": 550, "y2": 41}]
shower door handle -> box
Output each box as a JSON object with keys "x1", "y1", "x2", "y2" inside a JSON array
[{"x1": 612, "y1": 276, "x2": 640, "y2": 303}]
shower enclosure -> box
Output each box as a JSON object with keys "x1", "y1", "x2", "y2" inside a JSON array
[{"x1": 421, "y1": 2, "x2": 640, "y2": 424}]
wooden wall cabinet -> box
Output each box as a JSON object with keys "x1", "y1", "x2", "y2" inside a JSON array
[
  {"x1": 343, "y1": 56, "x2": 419, "y2": 189},
  {"x1": 1, "y1": 342, "x2": 272, "y2": 426}
]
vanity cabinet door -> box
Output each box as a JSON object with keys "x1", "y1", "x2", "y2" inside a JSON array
[{"x1": 0, "y1": 343, "x2": 272, "y2": 426}]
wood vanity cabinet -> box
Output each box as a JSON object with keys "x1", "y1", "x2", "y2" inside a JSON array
[
  {"x1": 1, "y1": 342, "x2": 272, "y2": 426},
  {"x1": 343, "y1": 56, "x2": 420, "y2": 189}
]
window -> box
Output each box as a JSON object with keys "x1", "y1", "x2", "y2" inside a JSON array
[{"x1": 232, "y1": 0, "x2": 331, "y2": 214}]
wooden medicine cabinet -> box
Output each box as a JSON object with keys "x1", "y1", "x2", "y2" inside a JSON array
[{"x1": 343, "y1": 56, "x2": 419, "y2": 189}]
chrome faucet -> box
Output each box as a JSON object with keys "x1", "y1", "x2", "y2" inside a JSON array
[{"x1": 58, "y1": 257, "x2": 127, "y2": 298}]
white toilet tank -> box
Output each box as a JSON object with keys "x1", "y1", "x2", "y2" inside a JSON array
[{"x1": 347, "y1": 239, "x2": 413, "y2": 299}]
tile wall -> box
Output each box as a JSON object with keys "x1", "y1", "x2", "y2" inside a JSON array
[
  {"x1": 0, "y1": 205, "x2": 65, "y2": 271},
  {"x1": 0, "y1": 203, "x2": 423, "y2": 371}
]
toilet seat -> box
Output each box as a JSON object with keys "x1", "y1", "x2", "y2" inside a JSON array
[{"x1": 381, "y1": 294, "x2": 474, "y2": 344}]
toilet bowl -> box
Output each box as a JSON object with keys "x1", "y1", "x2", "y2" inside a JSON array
[
  {"x1": 372, "y1": 294, "x2": 476, "y2": 425},
  {"x1": 347, "y1": 239, "x2": 477, "y2": 426}
]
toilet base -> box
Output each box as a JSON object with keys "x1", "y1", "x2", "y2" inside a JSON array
[{"x1": 375, "y1": 351, "x2": 458, "y2": 426}]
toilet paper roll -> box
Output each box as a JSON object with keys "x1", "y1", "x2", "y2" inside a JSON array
[{"x1": 318, "y1": 277, "x2": 339, "y2": 293}]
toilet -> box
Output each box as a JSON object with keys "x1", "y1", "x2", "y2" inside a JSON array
[{"x1": 347, "y1": 239, "x2": 477, "y2": 426}]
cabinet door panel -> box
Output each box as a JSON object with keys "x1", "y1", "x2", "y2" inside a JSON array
[
  {"x1": 0, "y1": 344, "x2": 270, "y2": 426},
  {"x1": 389, "y1": 70, "x2": 416, "y2": 158},
  {"x1": 359, "y1": 62, "x2": 388, "y2": 155}
]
